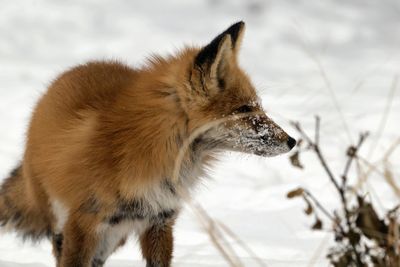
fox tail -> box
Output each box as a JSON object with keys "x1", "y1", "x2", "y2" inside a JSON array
[{"x1": 0, "y1": 165, "x2": 51, "y2": 241}]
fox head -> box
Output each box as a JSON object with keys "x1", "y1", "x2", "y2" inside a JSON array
[{"x1": 175, "y1": 22, "x2": 296, "y2": 157}]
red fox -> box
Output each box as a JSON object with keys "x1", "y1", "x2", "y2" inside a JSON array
[{"x1": 0, "y1": 22, "x2": 295, "y2": 267}]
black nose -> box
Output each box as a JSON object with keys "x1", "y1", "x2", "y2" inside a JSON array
[{"x1": 287, "y1": 136, "x2": 296, "y2": 149}]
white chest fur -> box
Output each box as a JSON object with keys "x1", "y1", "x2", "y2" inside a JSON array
[{"x1": 93, "y1": 180, "x2": 183, "y2": 263}]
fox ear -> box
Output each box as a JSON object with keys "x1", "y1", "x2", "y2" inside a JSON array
[
  {"x1": 191, "y1": 22, "x2": 245, "y2": 97},
  {"x1": 223, "y1": 21, "x2": 246, "y2": 53},
  {"x1": 195, "y1": 21, "x2": 245, "y2": 67}
]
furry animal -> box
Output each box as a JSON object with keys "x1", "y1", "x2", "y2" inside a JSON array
[{"x1": 0, "y1": 21, "x2": 296, "y2": 267}]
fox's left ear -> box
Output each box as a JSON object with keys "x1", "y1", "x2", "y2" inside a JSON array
[
  {"x1": 223, "y1": 21, "x2": 246, "y2": 54},
  {"x1": 197, "y1": 21, "x2": 245, "y2": 61},
  {"x1": 191, "y1": 22, "x2": 245, "y2": 97}
]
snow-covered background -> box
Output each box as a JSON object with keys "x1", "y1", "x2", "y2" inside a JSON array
[{"x1": 0, "y1": 0, "x2": 399, "y2": 266}]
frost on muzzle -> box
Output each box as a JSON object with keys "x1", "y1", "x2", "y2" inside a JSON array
[{"x1": 220, "y1": 112, "x2": 296, "y2": 157}]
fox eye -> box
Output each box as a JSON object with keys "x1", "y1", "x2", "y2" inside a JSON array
[{"x1": 236, "y1": 105, "x2": 253, "y2": 113}]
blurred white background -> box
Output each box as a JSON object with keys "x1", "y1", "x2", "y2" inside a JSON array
[{"x1": 0, "y1": 0, "x2": 399, "y2": 266}]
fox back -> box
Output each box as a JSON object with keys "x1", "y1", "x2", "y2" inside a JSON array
[{"x1": 0, "y1": 22, "x2": 295, "y2": 267}]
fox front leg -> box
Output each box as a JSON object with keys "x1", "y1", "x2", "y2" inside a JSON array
[
  {"x1": 140, "y1": 220, "x2": 175, "y2": 267},
  {"x1": 58, "y1": 215, "x2": 100, "y2": 267}
]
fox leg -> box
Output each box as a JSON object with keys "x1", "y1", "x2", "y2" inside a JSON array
[
  {"x1": 52, "y1": 233, "x2": 63, "y2": 267},
  {"x1": 58, "y1": 215, "x2": 100, "y2": 267},
  {"x1": 140, "y1": 220, "x2": 175, "y2": 267}
]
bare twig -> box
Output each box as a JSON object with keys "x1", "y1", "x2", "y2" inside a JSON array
[
  {"x1": 293, "y1": 21, "x2": 353, "y2": 143},
  {"x1": 342, "y1": 133, "x2": 368, "y2": 184},
  {"x1": 291, "y1": 118, "x2": 341, "y2": 193},
  {"x1": 367, "y1": 75, "x2": 399, "y2": 159},
  {"x1": 355, "y1": 137, "x2": 400, "y2": 192},
  {"x1": 303, "y1": 189, "x2": 336, "y2": 223},
  {"x1": 307, "y1": 233, "x2": 331, "y2": 267},
  {"x1": 218, "y1": 222, "x2": 268, "y2": 267},
  {"x1": 315, "y1": 116, "x2": 320, "y2": 146},
  {"x1": 189, "y1": 201, "x2": 245, "y2": 267}
]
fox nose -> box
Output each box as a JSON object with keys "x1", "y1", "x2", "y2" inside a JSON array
[{"x1": 287, "y1": 136, "x2": 296, "y2": 149}]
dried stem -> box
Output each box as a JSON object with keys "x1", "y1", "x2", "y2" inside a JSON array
[
  {"x1": 293, "y1": 22, "x2": 353, "y2": 143},
  {"x1": 292, "y1": 118, "x2": 341, "y2": 193},
  {"x1": 189, "y1": 201, "x2": 245, "y2": 267},
  {"x1": 303, "y1": 189, "x2": 336, "y2": 223},
  {"x1": 218, "y1": 222, "x2": 268, "y2": 267},
  {"x1": 342, "y1": 133, "x2": 368, "y2": 185},
  {"x1": 367, "y1": 74, "x2": 399, "y2": 159}
]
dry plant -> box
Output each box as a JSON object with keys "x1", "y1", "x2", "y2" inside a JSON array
[
  {"x1": 187, "y1": 201, "x2": 267, "y2": 267},
  {"x1": 287, "y1": 117, "x2": 400, "y2": 267}
]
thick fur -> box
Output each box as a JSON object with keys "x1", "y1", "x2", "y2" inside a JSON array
[
  {"x1": 0, "y1": 165, "x2": 52, "y2": 241},
  {"x1": 0, "y1": 21, "x2": 294, "y2": 267}
]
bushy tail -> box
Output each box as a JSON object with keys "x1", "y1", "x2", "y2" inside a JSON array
[{"x1": 0, "y1": 165, "x2": 51, "y2": 241}]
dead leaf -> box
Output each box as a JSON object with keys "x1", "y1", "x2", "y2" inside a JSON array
[
  {"x1": 312, "y1": 218, "x2": 323, "y2": 230},
  {"x1": 302, "y1": 195, "x2": 313, "y2": 215},
  {"x1": 287, "y1": 188, "x2": 304, "y2": 198},
  {"x1": 356, "y1": 196, "x2": 388, "y2": 244},
  {"x1": 289, "y1": 151, "x2": 304, "y2": 169}
]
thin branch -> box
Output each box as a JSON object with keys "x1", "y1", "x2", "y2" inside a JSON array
[
  {"x1": 355, "y1": 137, "x2": 400, "y2": 191},
  {"x1": 367, "y1": 74, "x2": 399, "y2": 159},
  {"x1": 315, "y1": 115, "x2": 320, "y2": 146},
  {"x1": 218, "y1": 222, "x2": 268, "y2": 267},
  {"x1": 189, "y1": 201, "x2": 245, "y2": 267},
  {"x1": 303, "y1": 189, "x2": 336, "y2": 223},
  {"x1": 291, "y1": 119, "x2": 341, "y2": 193},
  {"x1": 342, "y1": 133, "x2": 368, "y2": 182},
  {"x1": 293, "y1": 21, "x2": 353, "y2": 143}
]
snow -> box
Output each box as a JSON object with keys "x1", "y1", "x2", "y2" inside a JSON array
[{"x1": 1, "y1": 0, "x2": 399, "y2": 266}]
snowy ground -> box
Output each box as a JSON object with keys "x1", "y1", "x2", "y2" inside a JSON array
[{"x1": 0, "y1": 0, "x2": 399, "y2": 266}]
